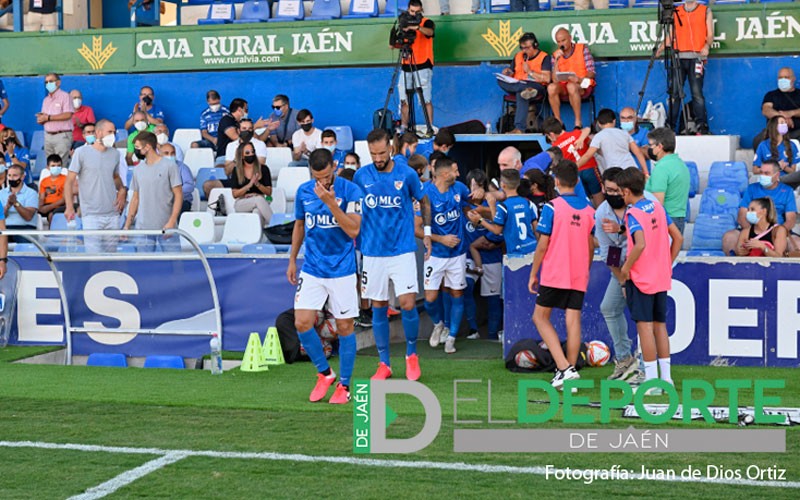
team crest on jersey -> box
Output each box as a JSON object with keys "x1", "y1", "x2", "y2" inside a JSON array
[
  {"x1": 336, "y1": 197, "x2": 342, "y2": 206},
  {"x1": 395, "y1": 180, "x2": 404, "y2": 190},
  {"x1": 454, "y1": 194, "x2": 461, "y2": 202}
]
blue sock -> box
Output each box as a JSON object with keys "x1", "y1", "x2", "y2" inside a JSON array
[
  {"x1": 442, "y1": 293, "x2": 452, "y2": 329},
  {"x1": 487, "y1": 296, "x2": 502, "y2": 336},
  {"x1": 424, "y1": 299, "x2": 442, "y2": 325},
  {"x1": 402, "y1": 308, "x2": 419, "y2": 356},
  {"x1": 338, "y1": 334, "x2": 356, "y2": 388},
  {"x1": 449, "y1": 295, "x2": 464, "y2": 338},
  {"x1": 372, "y1": 306, "x2": 391, "y2": 366},
  {"x1": 298, "y1": 328, "x2": 331, "y2": 374},
  {"x1": 464, "y1": 278, "x2": 478, "y2": 330}
]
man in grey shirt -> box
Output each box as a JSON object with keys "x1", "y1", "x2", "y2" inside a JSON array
[
  {"x1": 65, "y1": 119, "x2": 127, "y2": 253},
  {"x1": 124, "y1": 131, "x2": 182, "y2": 252},
  {"x1": 577, "y1": 109, "x2": 649, "y2": 175}
]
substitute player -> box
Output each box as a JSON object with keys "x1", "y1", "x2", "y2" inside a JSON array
[
  {"x1": 422, "y1": 158, "x2": 471, "y2": 354},
  {"x1": 353, "y1": 129, "x2": 431, "y2": 381},
  {"x1": 528, "y1": 160, "x2": 595, "y2": 389},
  {"x1": 286, "y1": 149, "x2": 363, "y2": 404}
]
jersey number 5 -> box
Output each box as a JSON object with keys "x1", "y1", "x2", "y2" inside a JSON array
[{"x1": 515, "y1": 212, "x2": 528, "y2": 240}]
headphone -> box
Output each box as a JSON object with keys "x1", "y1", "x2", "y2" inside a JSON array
[{"x1": 520, "y1": 32, "x2": 539, "y2": 50}]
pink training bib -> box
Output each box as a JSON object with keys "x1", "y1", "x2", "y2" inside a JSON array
[
  {"x1": 540, "y1": 196, "x2": 596, "y2": 292},
  {"x1": 626, "y1": 202, "x2": 673, "y2": 294}
]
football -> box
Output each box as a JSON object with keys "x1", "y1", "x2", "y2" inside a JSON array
[
  {"x1": 587, "y1": 340, "x2": 611, "y2": 367},
  {"x1": 514, "y1": 349, "x2": 538, "y2": 369}
]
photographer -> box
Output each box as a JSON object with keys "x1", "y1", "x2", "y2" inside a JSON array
[{"x1": 389, "y1": 0, "x2": 435, "y2": 132}]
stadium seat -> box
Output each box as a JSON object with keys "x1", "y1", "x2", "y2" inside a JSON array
[
  {"x1": 686, "y1": 250, "x2": 726, "y2": 257},
  {"x1": 31, "y1": 157, "x2": 48, "y2": 180},
  {"x1": 116, "y1": 243, "x2": 138, "y2": 253},
  {"x1": 12, "y1": 243, "x2": 38, "y2": 253},
  {"x1": 681, "y1": 222, "x2": 693, "y2": 251},
  {"x1": 277, "y1": 167, "x2": 311, "y2": 203},
  {"x1": 178, "y1": 211, "x2": 216, "y2": 250},
  {"x1": 30, "y1": 131, "x2": 44, "y2": 156},
  {"x1": 699, "y1": 188, "x2": 740, "y2": 218},
  {"x1": 172, "y1": 129, "x2": 201, "y2": 153},
  {"x1": 707, "y1": 161, "x2": 748, "y2": 194},
  {"x1": 552, "y1": 0, "x2": 574, "y2": 10},
  {"x1": 220, "y1": 213, "x2": 263, "y2": 251},
  {"x1": 234, "y1": 0, "x2": 272, "y2": 23},
  {"x1": 200, "y1": 243, "x2": 230, "y2": 254},
  {"x1": 86, "y1": 353, "x2": 128, "y2": 368},
  {"x1": 354, "y1": 140, "x2": 370, "y2": 166},
  {"x1": 51, "y1": 213, "x2": 82, "y2": 230},
  {"x1": 195, "y1": 168, "x2": 228, "y2": 201},
  {"x1": 184, "y1": 148, "x2": 216, "y2": 179},
  {"x1": 608, "y1": 0, "x2": 628, "y2": 7},
  {"x1": 380, "y1": 0, "x2": 408, "y2": 17},
  {"x1": 269, "y1": 0, "x2": 305, "y2": 21},
  {"x1": 116, "y1": 129, "x2": 129, "y2": 144},
  {"x1": 688, "y1": 194, "x2": 702, "y2": 223},
  {"x1": 344, "y1": 0, "x2": 379, "y2": 18},
  {"x1": 269, "y1": 212, "x2": 295, "y2": 226},
  {"x1": 538, "y1": 0, "x2": 551, "y2": 10},
  {"x1": 206, "y1": 188, "x2": 236, "y2": 219},
  {"x1": 685, "y1": 161, "x2": 699, "y2": 198},
  {"x1": 266, "y1": 147, "x2": 293, "y2": 184},
  {"x1": 198, "y1": 0, "x2": 236, "y2": 24},
  {"x1": 325, "y1": 126, "x2": 354, "y2": 152},
  {"x1": 270, "y1": 187, "x2": 287, "y2": 213},
  {"x1": 191, "y1": 188, "x2": 201, "y2": 212},
  {"x1": 143, "y1": 355, "x2": 185, "y2": 369},
  {"x1": 307, "y1": 0, "x2": 342, "y2": 20},
  {"x1": 242, "y1": 243, "x2": 278, "y2": 254},
  {"x1": 691, "y1": 213, "x2": 736, "y2": 251},
  {"x1": 633, "y1": 0, "x2": 658, "y2": 6},
  {"x1": 489, "y1": 0, "x2": 510, "y2": 12},
  {"x1": 30, "y1": 147, "x2": 45, "y2": 164}
]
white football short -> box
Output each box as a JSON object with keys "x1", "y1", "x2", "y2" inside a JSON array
[
  {"x1": 479, "y1": 262, "x2": 502, "y2": 297},
  {"x1": 294, "y1": 271, "x2": 358, "y2": 319},
  {"x1": 423, "y1": 254, "x2": 467, "y2": 291},
  {"x1": 361, "y1": 252, "x2": 418, "y2": 301}
]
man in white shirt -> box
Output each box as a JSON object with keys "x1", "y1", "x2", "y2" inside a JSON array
[
  {"x1": 577, "y1": 108, "x2": 649, "y2": 176},
  {"x1": 291, "y1": 109, "x2": 322, "y2": 165},
  {"x1": 224, "y1": 118, "x2": 267, "y2": 170}
]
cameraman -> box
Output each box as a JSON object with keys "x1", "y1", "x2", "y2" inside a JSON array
[{"x1": 390, "y1": 0, "x2": 435, "y2": 132}]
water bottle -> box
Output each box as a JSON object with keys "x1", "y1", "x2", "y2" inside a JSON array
[
  {"x1": 66, "y1": 219, "x2": 79, "y2": 252},
  {"x1": 209, "y1": 333, "x2": 223, "y2": 375},
  {"x1": 485, "y1": 121, "x2": 492, "y2": 135}
]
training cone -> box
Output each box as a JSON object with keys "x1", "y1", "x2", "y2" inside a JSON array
[
  {"x1": 240, "y1": 332, "x2": 268, "y2": 372},
  {"x1": 261, "y1": 327, "x2": 285, "y2": 366}
]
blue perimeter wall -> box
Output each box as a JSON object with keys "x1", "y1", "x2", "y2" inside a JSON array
[{"x1": 3, "y1": 54, "x2": 800, "y2": 148}]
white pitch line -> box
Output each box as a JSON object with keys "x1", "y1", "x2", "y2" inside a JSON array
[
  {"x1": 68, "y1": 452, "x2": 188, "y2": 500},
  {"x1": 2, "y1": 440, "x2": 799, "y2": 491}
]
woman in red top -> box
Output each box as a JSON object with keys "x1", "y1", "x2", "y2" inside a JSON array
[{"x1": 736, "y1": 197, "x2": 787, "y2": 257}]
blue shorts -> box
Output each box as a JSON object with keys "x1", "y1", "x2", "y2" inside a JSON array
[
  {"x1": 625, "y1": 281, "x2": 667, "y2": 323},
  {"x1": 579, "y1": 168, "x2": 602, "y2": 196}
]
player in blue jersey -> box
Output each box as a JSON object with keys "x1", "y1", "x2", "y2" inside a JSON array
[
  {"x1": 421, "y1": 158, "x2": 471, "y2": 354},
  {"x1": 287, "y1": 149, "x2": 363, "y2": 404},
  {"x1": 353, "y1": 128, "x2": 431, "y2": 381},
  {"x1": 416, "y1": 129, "x2": 456, "y2": 160}
]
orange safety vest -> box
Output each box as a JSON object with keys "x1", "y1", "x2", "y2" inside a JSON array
[
  {"x1": 403, "y1": 17, "x2": 434, "y2": 69},
  {"x1": 512, "y1": 50, "x2": 549, "y2": 82},
  {"x1": 555, "y1": 43, "x2": 593, "y2": 86},
  {"x1": 674, "y1": 4, "x2": 709, "y2": 53}
]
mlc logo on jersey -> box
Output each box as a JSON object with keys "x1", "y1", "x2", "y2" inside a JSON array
[
  {"x1": 78, "y1": 36, "x2": 118, "y2": 70},
  {"x1": 482, "y1": 21, "x2": 524, "y2": 58},
  {"x1": 364, "y1": 194, "x2": 402, "y2": 209}
]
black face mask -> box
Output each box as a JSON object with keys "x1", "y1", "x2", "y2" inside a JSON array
[
  {"x1": 8, "y1": 178, "x2": 21, "y2": 188},
  {"x1": 647, "y1": 146, "x2": 659, "y2": 162},
  {"x1": 606, "y1": 194, "x2": 626, "y2": 209},
  {"x1": 243, "y1": 154, "x2": 257, "y2": 164},
  {"x1": 301, "y1": 123, "x2": 313, "y2": 132},
  {"x1": 239, "y1": 130, "x2": 253, "y2": 143},
  {"x1": 134, "y1": 148, "x2": 146, "y2": 160},
  {"x1": 142, "y1": 95, "x2": 153, "y2": 106}
]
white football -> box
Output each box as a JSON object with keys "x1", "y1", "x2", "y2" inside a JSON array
[
  {"x1": 587, "y1": 340, "x2": 611, "y2": 367},
  {"x1": 515, "y1": 349, "x2": 538, "y2": 369}
]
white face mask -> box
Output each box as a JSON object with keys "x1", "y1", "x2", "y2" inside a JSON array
[
  {"x1": 72, "y1": 98, "x2": 82, "y2": 109},
  {"x1": 209, "y1": 104, "x2": 221, "y2": 112},
  {"x1": 134, "y1": 121, "x2": 148, "y2": 132},
  {"x1": 101, "y1": 134, "x2": 116, "y2": 148},
  {"x1": 163, "y1": 155, "x2": 176, "y2": 162},
  {"x1": 156, "y1": 133, "x2": 169, "y2": 145}
]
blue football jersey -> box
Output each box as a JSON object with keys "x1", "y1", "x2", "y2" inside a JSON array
[
  {"x1": 425, "y1": 181, "x2": 470, "y2": 258},
  {"x1": 294, "y1": 176, "x2": 363, "y2": 279},
  {"x1": 353, "y1": 162, "x2": 423, "y2": 257},
  {"x1": 464, "y1": 201, "x2": 503, "y2": 264},
  {"x1": 493, "y1": 195, "x2": 538, "y2": 255}
]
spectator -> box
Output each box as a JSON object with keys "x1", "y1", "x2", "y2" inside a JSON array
[
  {"x1": 320, "y1": 129, "x2": 348, "y2": 170},
  {"x1": 722, "y1": 160, "x2": 797, "y2": 255},
  {"x1": 416, "y1": 129, "x2": 455, "y2": 160},
  {"x1": 129, "y1": 0, "x2": 166, "y2": 26},
  {"x1": 759, "y1": 67, "x2": 800, "y2": 144},
  {"x1": 496, "y1": 33, "x2": 550, "y2": 134},
  {"x1": 0, "y1": 157, "x2": 6, "y2": 187},
  {"x1": 193, "y1": 90, "x2": 228, "y2": 149},
  {"x1": 1, "y1": 127, "x2": 31, "y2": 185},
  {"x1": 37, "y1": 73, "x2": 74, "y2": 165},
  {"x1": 577, "y1": 108, "x2": 649, "y2": 175},
  {"x1": 125, "y1": 110, "x2": 156, "y2": 166},
  {"x1": 523, "y1": 168, "x2": 557, "y2": 215},
  {"x1": 159, "y1": 143, "x2": 195, "y2": 213},
  {"x1": 265, "y1": 94, "x2": 300, "y2": 148},
  {"x1": 224, "y1": 119, "x2": 267, "y2": 171},
  {"x1": 37, "y1": 154, "x2": 66, "y2": 223},
  {"x1": 393, "y1": 131, "x2": 419, "y2": 169},
  {"x1": 153, "y1": 123, "x2": 184, "y2": 163},
  {"x1": 215, "y1": 97, "x2": 248, "y2": 164},
  {"x1": 575, "y1": 0, "x2": 607, "y2": 9},
  {"x1": 0, "y1": 164, "x2": 38, "y2": 241},
  {"x1": 65, "y1": 119, "x2": 126, "y2": 253},
  {"x1": 547, "y1": 28, "x2": 596, "y2": 130},
  {"x1": 643, "y1": 127, "x2": 690, "y2": 233},
  {"x1": 0, "y1": 78, "x2": 8, "y2": 124},
  {"x1": 734, "y1": 197, "x2": 787, "y2": 258},
  {"x1": 79, "y1": 122, "x2": 96, "y2": 148},
  {"x1": 542, "y1": 117, "x2": 603, "y2": 206},
  {"x1": 69, "y1": 89, "x2": 95, "y2": 148},
  {"x1": 291, "y1": 109, "x2": 323, "y2": 164},
  {"x1": 619, "y1": 106, "x2": 649, "y2": 148},
  {"x1": 521, "y1": 146, "x2": 562, "y2": 175},
  {"x1": 230, "y1": 142, "x2": 273, "y2": 227},
  {"x1": 26, "y1": 0, "x2": 57, "y2": 31},
  {"x1": 510, "y1": 0, "x2": 538, "y2": 12},
  {"x1": 124, "y1": 86, "x2": 164, "y2": 131},
  {"x1": 124, "y1": 131, "x2": 182, "y2": 252},
  {"x1": 342, "y1": 152, "x2": 360, "y2": 171},
  {"x1": 753, "y1": 115, "x2": 798, "y2": 176}
]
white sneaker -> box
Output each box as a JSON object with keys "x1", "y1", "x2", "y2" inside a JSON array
[
  {"x1": 444, "y1": 336, "x2": 456, "y2": 354},
  {"x1": 429, "y1": 322, "x2": 444, "y2": 348},
  {"x1": 439, "y1": 327, "x2": 450, "y2": 346},
  {"x1": 466, "y1": 330, "x2": 480, "y2": 340},
  {"x1": 551, "y1": 365, "x2": 580, "y2": 390}
]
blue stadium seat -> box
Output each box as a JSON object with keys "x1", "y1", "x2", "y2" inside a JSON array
[
  {"x1": 30, "y1": 131, "x2": 44, "y2": 156},
  {"x1": 196, "y1": 168, "x2": 228, "y2": 201},
  {"x1": 552, "y1": 0, "x2": 574, "y2": 10},
  {"x1": 116, "y1": 129, "x2": 129, "y2": 143},
  {"x1": 269, "y1": 0, "x2": 305, "y2": 21},
  {"x1": 31, "y1": 157, "x2": 48, "y2": 180},
  {"x1": 380, "y1": 0, "x2": 408, "y2": 17},
  {"x1": 51, "y1": 213, "x2": 83, "y2": 230},
  {"x1": 87, "y1": 353, "x2": 128, "y2": 367},
  {"x1": 686, "y1": 250, "x2": 726, "y2": 257},
  {"x1": 707, "y1": 161, "x2": 748, "y2": 194},
  {"x1": 143, "y1": 355, "x2": 185, "y2": 369},
  {"x1": 234, "y1": 0, "x2": 271, "y2": 23},
  {"x1": 268, "y1": 213, "x2": 295, "y2": 226},
  {"x1": 308, "y1": 0, "x2": 342, "y2": 20},
  {"x1": 489, "y1": 0, "x2": 510, "y2": 12},
  {"x1": 201, "y1": 244, "x2": 230, "y2": 254},
  {"x1": 198, "y1": 0, "x2": 236, "y2": 25},
  {"x1": 116, "y1": 243, "x2": 138, "y2": 253},
  {"x1": 344, "y1": 0, "x2": 378, "y2": 18},
  {"x1": 242, "y1": 243, "x2": 278, "y2": 254},
  {"x1": 325, "y1": 126, "x2": 354, "y2": 152},
  {"x1": 685, "y1": 161, "x2": 699, "y2": 198},
  {"x1": 633, "y1": 0, "x2": 658, "y2": 6},
  {"x1": 538, "y1": 0, "x2": 551, "y2": 10},
  {"x1": 691, "y1": 213, "x2": 736, "y2": 251},
  {"x1": 16, "y1": 132, "x2": 26, "y2": 148},
  {"x1": 12, "y1": 243, "x2": 38, "y2": 253},
  {"x1": 699, "y1": 188, "x2": 740, "y2": 218},
  {"x1": 608, "y1": 0, "x2": 628, "y2": 7}
]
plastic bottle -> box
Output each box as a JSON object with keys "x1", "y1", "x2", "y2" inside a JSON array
[
  {"x1": 209, "y1": 333, "x2": 223, "y2": 375},
  {"x1": 485, "y1": 121, "x2": 492, "y2": 135}
]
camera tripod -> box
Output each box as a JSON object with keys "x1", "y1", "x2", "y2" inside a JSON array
[{"x1": 379, "y1": 46, "x2": 434, "y2": 138}]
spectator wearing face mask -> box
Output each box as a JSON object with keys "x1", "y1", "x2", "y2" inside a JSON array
[
  {"x1": 75, "y1": 122, "x2": 96, "y2": 153},
  {"x1": 159, "y1": 143, "x2": 195, "y2": 214},
  {"x1": 291, "y1": 109, "x2": 322, "y2": 165},
  {"x1": 230, "y1": 142, "x2": 273, "y2": 228},
  {"x1": 758, "y1": 67, "x2": 800, "y2": 144},
  {"x1": 224, "y1": 118, "x2": 268, "y2": 172},
  {"x1": 193, "y1": 90, "x2": 229, "y2": 149},
  {"x1": 38, "y1": 154, "x2": 67, "y2": 223},
  {"x1": 734, "y1": 197, "x2": 787, "y2": 258},
  {"x1": 126, "y1": 110, "x2": 156, "y2": 166},
  {"x1": 0, "y1": 164, "x2": 38, "y2": 241},
  {"x1": 37, "y1": 73, "x2": 74, "y2": 166},
  {"x1": 320, "y1": 129, "x2": 347, "y2": 170},
  {"x1": 342, "y1": 152, "x2": 360, "y2": 172},
  {"x1": 124, "y1": 86, "x2": 164, "y2": 132},
  {"x1": 1, "y1": 127, "x2": 32, "y2": 185},
  {"x1": 753, "y1": 115, "x2": 798, "y2": 176},
  {"x1": 70, "y1": 89, "x2": 95, "y2": 148},
  {"x1": 153, "y1": 123, "x2": 184, "y2": 163},
  {"x1": 264, "y1": 94, "x2": 300, "y2": 148},
  {"x1": 618, "y1": 106, "x2": 649, "y2": 148}
]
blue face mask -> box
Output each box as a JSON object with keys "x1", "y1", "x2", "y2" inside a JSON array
[
  {"x1": 49, "y1": 166, "x2": 62, "y2": 177},
  {"x1": 778, "y1": 78, "x2": 793, "y2": 92},
  {"x1": 746, "y1": 211, "x2": 760, "y2": 225},
  {"x1": 759, "y1": 174, "x2": 773, "y2": 187},
  {"x1": 324, "y1": 145, "x2": 336, "y2": 153},
  {"x1": 45, "y1": 81, "x2": 57, "y2": 93},
  {"x1": 620, "y1": 121, "x2": 634, "y2": 132},
  {"x1": 273, "y1": 108, "x2": 283, "y2": 118},
  {"x1": 85, "y1": 134, "x2": 96, "y2": 145}
]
